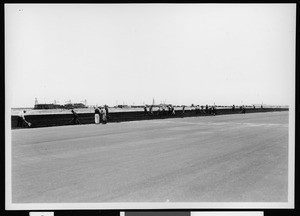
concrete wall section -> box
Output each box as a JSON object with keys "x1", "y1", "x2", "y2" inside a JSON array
[{"x1": 11, "y1": 108, "x2": 288, "y2": 129}]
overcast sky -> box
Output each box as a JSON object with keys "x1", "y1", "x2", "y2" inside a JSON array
[{"x1": 5, "y1": 4, "x2": 296, "y2": 107}]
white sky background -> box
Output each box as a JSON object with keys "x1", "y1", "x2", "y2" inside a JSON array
[{"x1": 5, "y1": 4, "x2": 295, "y2": 108}]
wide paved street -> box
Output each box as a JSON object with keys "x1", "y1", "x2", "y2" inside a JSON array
[{"x1": 11, "y1": 111, "x2": 289, "y2": 203}]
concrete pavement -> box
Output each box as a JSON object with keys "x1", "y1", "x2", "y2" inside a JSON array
[{"x1": 11, "y1": 111, "x2": 289, "y2": 203}]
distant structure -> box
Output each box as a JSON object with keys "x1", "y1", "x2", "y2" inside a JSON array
[
  {"x1": 34, "y1": 98, "x2": 62, "y2": 109},
  {"x1": 63, "y1": 103, "x2": 87, "y2": 109},
  {"x1": 34, "y1": 103, "x2": 62, "y2": 109},
  {"x1": 81, "y1": 99, "x2": 87, "y2": 106},
  {"x1": 116, "y1": 104, "x2": 130, "y2": 108},
  {"x1": 34, "y1": 98, "x2": 87, "y2": 109}
]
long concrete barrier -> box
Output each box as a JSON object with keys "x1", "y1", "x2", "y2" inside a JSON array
[{"x1": 11, "y1": 107, "x2": 288, "y2": 129}]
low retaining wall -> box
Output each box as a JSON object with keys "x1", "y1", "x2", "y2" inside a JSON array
[{"x1": 11, "y1": 108, "x2": 288, "y2": 129}]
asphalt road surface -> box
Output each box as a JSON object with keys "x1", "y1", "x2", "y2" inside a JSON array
[{"x1": 11, "y1": 111, "x2": 289, "y2": 203}]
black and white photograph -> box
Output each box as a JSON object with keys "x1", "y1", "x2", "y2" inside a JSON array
[{"x1": 5, "y1": 3, "x2": 295, "y2": 210}]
